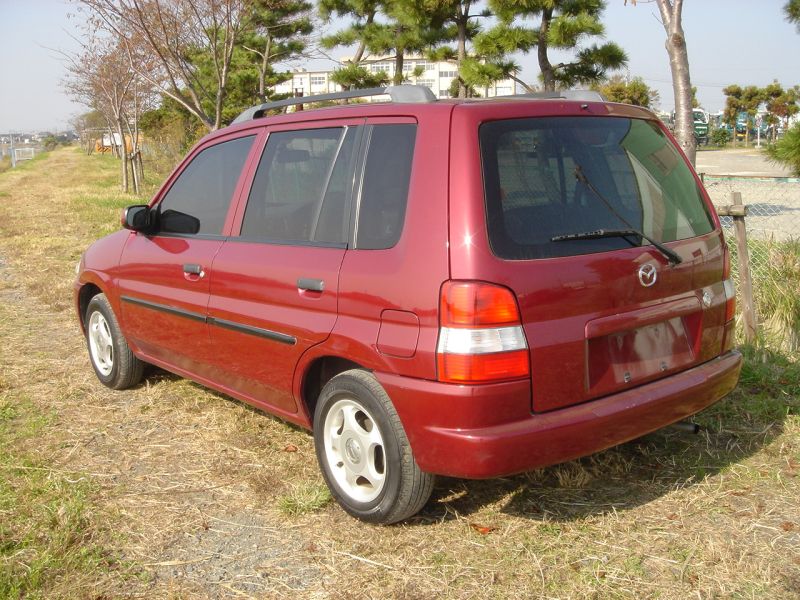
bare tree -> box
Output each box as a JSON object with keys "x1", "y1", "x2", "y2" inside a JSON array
[
  {"x1": 65, "y1": 32, "x2": 154, "y2": 192},
  {"x1": 79, "y1": 0, "x2": 252, "y2": 131},
  {"x1": 627, "y1": 0, "x2": 696, "y2": 165},
  {"x1": 66, "y1": 41, "x2": 136, "y2": 191}
]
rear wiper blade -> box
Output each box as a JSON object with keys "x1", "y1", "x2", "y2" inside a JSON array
[
  {"x1": 574, "y1": 165, "x2": 682, "y2": 265},
  {"x1": 551, "y1": 228, "x2": 641, "y2": 242}
]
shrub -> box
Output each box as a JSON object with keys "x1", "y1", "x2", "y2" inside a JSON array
[
  {"x1": 711, "y1": 128, "x2": 731, "y2": 147},
  {"x1": 766, "y1": 122, "x2": 800, "y2": 176}
]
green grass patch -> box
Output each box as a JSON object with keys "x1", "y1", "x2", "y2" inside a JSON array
[
  {"x1": 729, "y1": 238, "x2": 800, "y2": 351},
  {"x1": 277, "y1": 482, "x2": 332, "y2": 516},
  {"x1": 0, "y1": 396, "x2": 134, "y2": 598}
]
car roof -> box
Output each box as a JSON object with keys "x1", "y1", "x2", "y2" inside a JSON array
[{"x1": 207, "y1": 87, "x2": 657, "y2": 141}]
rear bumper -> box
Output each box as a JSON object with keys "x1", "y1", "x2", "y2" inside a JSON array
[{"x1": 378, "y1": 351, "x2": 742, "y2": 479}]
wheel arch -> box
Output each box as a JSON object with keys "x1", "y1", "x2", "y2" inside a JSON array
[
  {"x1": 77, "y1": 282, "x2": 103, "y2": 331},
  {"x1": 299, "y1": 356, "x2": 364, "y2": 428}
]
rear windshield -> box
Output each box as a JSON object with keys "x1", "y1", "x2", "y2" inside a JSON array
[{"x1": 480, "y1": 117, "x2": 715, "y2": 260}]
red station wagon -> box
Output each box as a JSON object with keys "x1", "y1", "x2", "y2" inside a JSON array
[{"x1": 75, "y1": 86, "x2": 742, "y2": 524}]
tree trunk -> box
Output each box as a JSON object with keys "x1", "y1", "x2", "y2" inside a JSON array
[
  {"x1": 657, "y1": 0, "x2": 696, "y2": 166},
  {"x1": 258, "y1": 35, "x2": 272, "y2": 102},
  {"x1": 105, "y1": 121, "x2": 118, "y2": 158},
  {"x1": 115, "y1": 117, "x2": 128, "y2": 193},
  {"x1": 456, "y1": 6, "x2": 468, "y2": 98},
  {"x1": 538, "y1": 8, "x2": 555, "y2": 92},
  {"x1": 394, "y1": 49, "x2": 404, "y2": 86}
]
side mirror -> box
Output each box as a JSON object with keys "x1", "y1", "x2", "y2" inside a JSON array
[{"x1": 121, "y1": 205, "x2": 151, "y2": 232}]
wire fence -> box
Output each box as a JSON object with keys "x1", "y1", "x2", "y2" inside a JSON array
[
  {"x1": 701, "y1": 174, "x2": 800, "y2": 348},
  {"x1": 702, "y1": 174, "x2": 800, "y2": 283}
]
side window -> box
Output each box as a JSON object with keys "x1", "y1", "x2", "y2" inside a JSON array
[
  {"x1": 158, "y1": 136, "x2": 255, "y2": 235},
  {"x1": 241, "y1": 127, "x2": 357, "y2": 244},
  {"x1": 356, "y1": 124, "x2": 416, "y2": 250}
]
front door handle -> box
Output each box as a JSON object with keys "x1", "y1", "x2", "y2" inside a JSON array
[
  {"x1": 298, "y1": 278, "x2": 324, "y2": 292},
  {"x1": 183, "y1": 263, "x2": 205, "y2": 278}
]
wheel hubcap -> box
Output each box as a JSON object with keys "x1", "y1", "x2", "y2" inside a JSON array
[
  {"x1": 323, "y1": 398, "x2": 386, "y2": 503},
  {"x1": 88, "y1": 311, "x2": 114, "y2": 376}
]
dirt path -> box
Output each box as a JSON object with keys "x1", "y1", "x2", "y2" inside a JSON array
[
  {"x1": 1, "y1": 148, "x2": 798, "y2": 599},
  {"x1": 0, "y1": 150, "x2": 328, "y2": 598}
]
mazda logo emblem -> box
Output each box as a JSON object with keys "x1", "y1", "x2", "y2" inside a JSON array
[{"x1": 638, "y1": 263, "x2": 658, "y2": 287}]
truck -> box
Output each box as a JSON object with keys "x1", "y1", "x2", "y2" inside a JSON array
[{"x1": 669, "y1": 109, "x2": 710, "y2": 145}]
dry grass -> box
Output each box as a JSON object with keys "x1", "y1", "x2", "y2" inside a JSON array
[{"x1": 0, "y1": 146, "x2": 798, "y2": 598}]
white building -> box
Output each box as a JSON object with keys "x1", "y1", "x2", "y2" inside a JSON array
[{"x1": 272, "y1": 56, "x2": 516, "y2": 100}]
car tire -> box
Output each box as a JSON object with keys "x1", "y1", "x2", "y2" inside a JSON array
[
  {"x1": 85, "y1": 293, "x2": 144, "y2": 390},
  {"x1": 313, "y1": 369, "x2": 434, "y2": 524}
]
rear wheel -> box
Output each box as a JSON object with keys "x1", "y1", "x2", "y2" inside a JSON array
[
  {"x1": 314, "y1": 369, "x2": 434, "y2": 524},
  {"x1": 85, "y1": 293, "x2": 144, "y2": 390}
]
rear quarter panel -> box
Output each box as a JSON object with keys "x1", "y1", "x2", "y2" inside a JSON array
[{"x1": 303, "y1": 105, "x2": 455, "y2": 383}]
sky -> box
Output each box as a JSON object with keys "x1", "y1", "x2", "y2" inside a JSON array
[{"x1": 0, "y1": 0, "x2": 799, "y2": 132}]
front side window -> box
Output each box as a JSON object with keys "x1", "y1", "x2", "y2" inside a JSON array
[
  {"x1": 480, "y1": 117, "x2": 714, "y2": 260},
  {"x1": 240, "y1": 127, "x2": 358, "y2": 244},
  {"x1": 158, "y1": 136, "x2": 254, "y2": 235}
]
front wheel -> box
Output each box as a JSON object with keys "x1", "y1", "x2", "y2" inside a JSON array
[
  {"x1": 313, "y1": 369, "x2": 434, "y2": 524},
  {"x1": 85, "y1": 293, "x2": 144, "y2": 390}
]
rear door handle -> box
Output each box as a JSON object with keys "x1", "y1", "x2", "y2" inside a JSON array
[
  {"x1": 183, "y1": 263, "x2": 205, "y2": 278},
  {"x1": 297, "y1": 278, "x2": 324, "y2": 292}
]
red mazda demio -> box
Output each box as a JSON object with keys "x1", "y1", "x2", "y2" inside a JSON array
[{"x1": 75, "y1": 86, "x2": 742, "y2": 523}]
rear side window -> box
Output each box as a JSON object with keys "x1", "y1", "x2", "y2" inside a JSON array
[
  {"x1": 356, "y1": 124, "x2": 416, "y2": 250},
  {"x1": 480, "y1": 117, "x2": 714, "y2": 260},
  {"x1": 241, "y1": 127, "x2": 358, "y2": 244},
  {"x1": 158, "y1": 136, "x2": 254, "y2": 235}
]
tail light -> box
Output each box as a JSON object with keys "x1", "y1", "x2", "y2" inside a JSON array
[
  {"x1": 437, "y1": 281, "x2": 529, "y2": 384},
  {"x1": 721, "y1": 244, "x2": 736, "y2": 352},
  {"x1": 722, "y1": 245, "x2": 736, "y2": 322}
]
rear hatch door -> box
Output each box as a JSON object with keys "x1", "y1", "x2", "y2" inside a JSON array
[{"x1": 476, "y1": 114, "x2": 727, "y2": 412}]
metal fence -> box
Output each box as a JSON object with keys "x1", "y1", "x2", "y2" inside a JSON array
[
  {"x1": 702, "y1": 174, "x2": 800, "y2": 284},
  {"x1": 700, "y1": 175, "x2": 800, "y2": 346}
]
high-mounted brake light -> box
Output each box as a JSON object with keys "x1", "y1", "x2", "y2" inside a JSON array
[{"x1": 437, "y1": 281, "x2": 529, "y2": 384}]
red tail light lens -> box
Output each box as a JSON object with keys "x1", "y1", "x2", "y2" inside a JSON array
[
  {"x1": 441, "y1": 282, "x2": 521, "y2": 327},
  {"x1": 437, "y1": 281, "x2": 529, "y2": 384}
]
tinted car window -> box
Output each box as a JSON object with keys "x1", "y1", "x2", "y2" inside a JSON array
[
  {"x1": 480, "y1": 117, "x2": 714, "y2": 260},
  {"x1": 242, "y1": 128, "x2": 356, "y2": 244},
  {"x1": 158, "y1": 136, "x2": 255, "y2": 235},
  {"x1": 356, "y1": 124, "x2": 416, "y2": 250}
]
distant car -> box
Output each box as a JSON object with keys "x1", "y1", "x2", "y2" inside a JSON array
[{"x1": 75, "y1": 86, "x2": 742, "y2": 524}]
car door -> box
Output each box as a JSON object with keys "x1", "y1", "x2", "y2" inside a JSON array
[
  {"x1": 117, "y1": 133, "x2": 258, "y2": 377},
  {"x1": 206, "y1": 121, "x2": 363, "y2": 416}
]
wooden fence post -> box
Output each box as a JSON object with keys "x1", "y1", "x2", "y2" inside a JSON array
[{"x1": 729, "y1": 192, "x2": 758, "y2": 342}]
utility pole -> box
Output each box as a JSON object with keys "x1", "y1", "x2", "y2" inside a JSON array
[{"x1": 9, "y1": 132, "x2": 16, "y2": 168}]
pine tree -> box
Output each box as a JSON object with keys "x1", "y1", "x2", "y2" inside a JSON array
[
  {"x1": 320, "y1": 0, "x2": 382, "y2": 89},
  {"x1": 763, "y1": 81, "x2": 800, "y2": 141},
  {"x1": 424, "y1": 1, "x2": 491, "y2": 98},
  {"x1": 594, "y1": 75, "x2": 658, "y2": 108},
  {"x1": 321, "y1": 0, "x2": 448, "y2": 88},
  {"x1": 480, "y1": 0, "x2": 627, "y2": 92},
  {"x1": 786, "y1": 0, "x2": 800, "y2": 31},
  {"x1": 241, "y1": 0, "x2": 315, "y2": 103}
]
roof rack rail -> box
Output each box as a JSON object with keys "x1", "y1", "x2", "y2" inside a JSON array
[
  {"x1": 507, "y1": 90, "x2": 606, "y2": 102},
  {"x1": 232, "y1": 84, "x2": 437, "y2": 124}
]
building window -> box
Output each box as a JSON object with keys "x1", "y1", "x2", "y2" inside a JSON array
[
  {"x1": 416, "y1": 79, "x2": 435, "y2": 89},
  {"x1": 439, "y1": 70, "x2": 458, "y2": 78},
  {"x1": 310, "y1": 76, "x2": 326, "y2": 86},
  {"x1": 369, "y1": 61, "x2": 393, "y2": 74}
]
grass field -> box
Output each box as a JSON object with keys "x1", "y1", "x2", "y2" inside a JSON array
[{"x1": 0, "y1": 147, "x2": 798, "y2": 599}]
